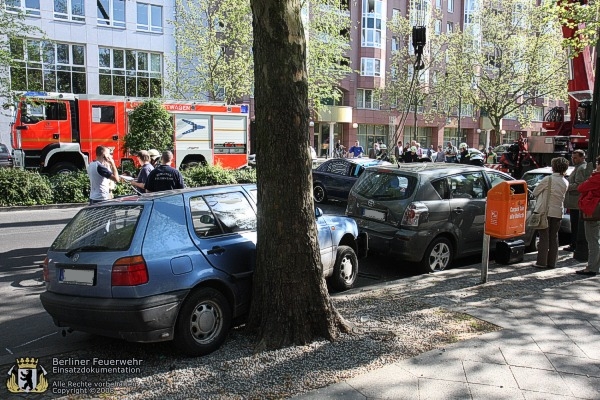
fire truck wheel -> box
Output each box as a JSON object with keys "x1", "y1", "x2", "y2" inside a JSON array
[{"x1": 49, "y1": 162, "x2": 78, "y2": 175}]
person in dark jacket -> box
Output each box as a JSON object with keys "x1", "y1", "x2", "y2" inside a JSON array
[
  {"x1": 145, "y1": 151, "x2": 185, "y2": 192},
  {"x1": 575, "y1": 155, "x2": 600, "y2": 276}
]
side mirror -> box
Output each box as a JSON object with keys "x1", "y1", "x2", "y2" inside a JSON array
[
  {"x1": 199, "y1": 214, "x2": 214, "y2": 224},
  {"x1": 315, "y1": 207, "x2": 323, "y2": 218}
]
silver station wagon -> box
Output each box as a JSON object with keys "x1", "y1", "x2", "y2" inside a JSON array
[{"x1": 40, "y1": 184, "x2": 367, "y2": 356}]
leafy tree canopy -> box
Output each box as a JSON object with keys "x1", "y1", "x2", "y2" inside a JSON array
[{"x1": 124, "y1": 99, "x2": 174, "y2": 154}]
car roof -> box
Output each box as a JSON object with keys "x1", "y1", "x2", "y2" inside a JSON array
[
  {"x1": 522, "y1": 166, "x2": 575, "y2": 175},
  {"x1": 326, "y1": 158, "x2": 390, "y2": 166},
  {"x1": 366, "y1": 163, "x2": 498, "y2": 179},
  {"x1": 100, "y1": 184, "x2": 256, "y2": 205}
]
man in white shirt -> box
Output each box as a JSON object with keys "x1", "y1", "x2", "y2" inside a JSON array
[{"x1": 87, "y1": 146, "x2": 120, "y2": 204}]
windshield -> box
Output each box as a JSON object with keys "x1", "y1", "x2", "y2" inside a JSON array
[
  {"x1": 51, "y1": 205, "x2": 143, "y2": 252},
  {"x1": 353, "y1": 170, "x2": 417, "y2": 200},
  {"x1": 522, "y1": 173, "x2": 548, "y2": 191}
]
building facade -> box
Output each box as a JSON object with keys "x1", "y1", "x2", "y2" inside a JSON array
[
  {"x1": 311, "y1": 0, "x2": 549, "y2": 157},
  {"x1": 0, "y1": 0, "x2": 175, "y2": 146}
]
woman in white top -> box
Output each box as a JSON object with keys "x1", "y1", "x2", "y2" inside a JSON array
[{"x1": 532, "y1": 157, "x2": 569, "y2": 268}]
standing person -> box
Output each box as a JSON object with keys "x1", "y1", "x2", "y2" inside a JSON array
[
  {"x1": 393, "y1": 140, "x2": 403, "y2": 162},
  {"x1": 563, "y1": 149, "x2": 587, "y2": 252},
  {"x1": 458, "y1": 143, "x2": 470, "y2": 164},
  {"x1": 434, "y1": 145, "x2": 445, "y2": 162},
  {"x1": 485, "y1": 146, "x2": 497, "y2": 164},
  {"x1": 148, "y1": 149, "x2": 161, "y2": 167},
  {"x1": 130, "y1": 150, "x2": 154, "y2": 192},
  {"x1": 145, "y1": 151, "x2": 185, "y2": 192},
  {"x1": 320, "y1": 139, "x2": 329, "y2": 158},
  {"x1": 575, "y1": 155, "x2": 600, "y2": 276},
  {"x1": 87, "y1": 146, "x2": 120, "y2": 204},
  {"x1": 415, "y1": 143, "x2": 423, "y2": 158},
  {"x1": 444, "y1": 141, "x2": 458, "y2": 163},
  {"x1": 532, "y1": 157, "x2": 569, "y2": 269},
  {"x1": 426, "y1": 145, "x2": 434, "y2": 159},
  {"x1": 348, "y1": 141, "x2": 364, "y2": 158},
  {"x1": 403, "y1": 146, "x2": 419, "y2": 163}
]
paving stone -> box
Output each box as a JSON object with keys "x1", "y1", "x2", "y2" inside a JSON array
[
  {"x1": 500, "y1": 347, "x2": 555, "y2": 370},
  {"x1": 417, "y1": 378, "x2": 471, "y2": 400},
  {"x1": 468, "y1": 382, "x2": 526, "y2": 400},
  {"x1": 546, "y1": 353, "x2": 600, "y2": 377},
  {"x1": 559, "y1": 373, "x2": 600, "y2": 400},
  {"x1": 510, "y1": 365, "x2": 573, "y2": 397},
  {"x1": 463, "y1": 360, "x2": 519, "y2": 388},
  {"x1": 344, "y1": 364, "x2": 418, "y2": 399}
]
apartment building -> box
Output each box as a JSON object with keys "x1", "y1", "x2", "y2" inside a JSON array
[
  {"x1": 0, "y1": 0, "x2": 175, "y2": 146},
  {"x1": 312, "y1": 0, "x2": 548, "y2": 156}
]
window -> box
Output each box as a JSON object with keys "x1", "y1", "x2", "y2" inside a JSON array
[
  {"x1": 5, "y1": 0, "x2": 40, "y2": 16},
  {"x1": 448, "y1": 0, "x2": 454, "y2": 12},
  {"x1": 99, "y1": 47, "x2": 162, "y2": 97},
  {"x1": 447, "y1": 22, "x2": 453, "y2": 33},
  {"x1": 436, "y1": 0, "x2": 441, "y2": 9},
  {"x1": 361, "y1": 0, "x2": 383, "y2": 48},
  {"x1": 190, "y1": 192, "x2": 257, "y2": 237},
  {"x1": 21, "y1": 102, "x2": 67, "y2": 124},
  {"x1": 10, "y1": 39, "x2": 86, "y2": 93},
  {"x1": 486, "y1": 171, "x2": 512, "y2": 190},
  {"x1": 360, "y1": 57, "x2": 381, "y2": 77},
  {"x1": 533, "y1": 106, "x2": 544, "y2": 122},
  {"x1": 391, "y1": 36, "x2": 400, "y2": 52},
  {"x1": 97, "y1": 0, "x2": 125, "y2": 28},
  {"x1": 92, "y1": 105, "x2": 115, "y2": 123},
  {"x1": 54, "y1": 0, "x2": 85, "y2": 22},
  {"x1": 323, "y1": 160, "x2": 350, "y2": 176},
  {"x1": 356, "y1": 89, "x2": 380, "y2": 110},
  {"x1": 137, "y1": 3, "x2": 163, "y2": 33},
  {"x1": 435, "y1": 20, "x2": 442, "y2": 35},
  {"x1": 449, "y1": 172, "x2": 485, "y2": 199}
]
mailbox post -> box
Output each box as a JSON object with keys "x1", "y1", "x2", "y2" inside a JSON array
[{"x1": 482, "y1": 181, "x2": 528, "y2": 282}]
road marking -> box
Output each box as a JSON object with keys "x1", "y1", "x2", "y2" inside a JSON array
[{"x1": 8, "y1": 332, "x2": 58, "y2": 351}]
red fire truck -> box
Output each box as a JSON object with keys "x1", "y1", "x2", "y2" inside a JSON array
[{"x1": 10, "y1": 92, "x2": 249, "y2": 174}]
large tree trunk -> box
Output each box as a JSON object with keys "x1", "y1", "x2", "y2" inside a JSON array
[{"x1": 248, "y1": 0, "x2": 350, "y2": 352}]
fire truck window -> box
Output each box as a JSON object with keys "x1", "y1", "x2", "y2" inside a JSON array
[
  {"x1": 45, "y1": 103, "x2": 67, "y2": 121},
  {"x1": 92, "y1": 105, "x2": 115, "y2": 123}
]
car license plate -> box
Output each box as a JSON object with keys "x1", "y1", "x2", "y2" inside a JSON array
[
  {"x1": 59, "y1": 268, "x2": 95, "y2": 286},
  {"x1": 362, "y1": 208, "x2": 385, "y2": 221}
]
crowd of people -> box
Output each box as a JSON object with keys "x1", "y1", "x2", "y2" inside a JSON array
[
  {"x1": 530, "y1": 150, "x2": 599, "y2": 277},
  {"x1": 87, "y1": 145, "x2": 185, "y2": 205}
]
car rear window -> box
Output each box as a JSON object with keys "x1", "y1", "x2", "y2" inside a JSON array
[
  {"x1": 353, "y1": 170, "x2": 417, "y2": 200},
  {"x1": 50, "y1": 205, "x2": 143, "y2": 252},
  {"x1": 522, "y1": 173, "x2": 548, "y2": 190},
  {"x1": 0, "y1": 144, "x2": 8, "y2": 154}
]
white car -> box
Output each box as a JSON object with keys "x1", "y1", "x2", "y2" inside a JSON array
[{"x1": 521, "y1": 166, "x2": 575, "y2": 234}]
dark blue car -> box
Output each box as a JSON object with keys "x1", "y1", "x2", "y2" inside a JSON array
[
  {"x1": 40, "y1": 185, "x2": 366, "y2": 356},
  {"x1": 313, "y1": 158, "x2": 391, "y2": 203}
]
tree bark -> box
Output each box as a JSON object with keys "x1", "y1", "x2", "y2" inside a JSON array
[{"x1": 247, "y1": 0, "x2": 350, "y2": 352}]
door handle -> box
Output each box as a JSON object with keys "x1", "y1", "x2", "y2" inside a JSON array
[
  {"x1": 453, "y1": 207, "x2": 464, "y2": 214},
  {"x1": 207, "y1": 246, "x2": 226, "y2": 255}
]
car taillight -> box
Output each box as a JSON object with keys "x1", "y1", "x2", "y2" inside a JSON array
[
  {"x1": 401, "y1": 202, "x2": 429, "y2": 227},
  {"x1": 43, "y1": 257, "x2": 49, "y2": 282},
  {"x1": 111, "y1": 256, "x2": 148, "y2": 286}
]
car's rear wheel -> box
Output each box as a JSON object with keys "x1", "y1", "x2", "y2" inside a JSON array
[
  {"x1": 421, "y1": 237, "x2": 453, "y2": 273},
  {"x1": 174, "y1": 287, "x2": 231, "y2": 356},
  {"x1": 313, "y1": 183, "x2": 328, "y2": 204},
  {"x1": 329, "y1": 245, "x2": 358, "y2": 291}
]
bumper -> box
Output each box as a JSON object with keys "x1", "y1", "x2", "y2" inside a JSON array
[
  {"x1": 361, "y1": 227, "x2": 428, "y2": 262},
  {"x1": 40, "y1": 290, "x2": 189, "y2": 342}
]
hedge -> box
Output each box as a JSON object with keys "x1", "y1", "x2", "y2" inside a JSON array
[{"x1": 0, "y1": 165, "x2": 256, "y2": 207}]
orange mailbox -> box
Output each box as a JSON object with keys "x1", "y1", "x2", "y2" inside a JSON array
[{"x1": 485, "y1": 180, "x2": 528, "y2": 239}]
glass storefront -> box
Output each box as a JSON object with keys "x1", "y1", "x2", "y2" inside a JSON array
[{"x1": 356, "y1": 124, "x2": 390, "y2": 156}]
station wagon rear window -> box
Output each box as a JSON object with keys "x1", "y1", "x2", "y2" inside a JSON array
[
  {"x1": 353, "y1": 171, "x2": 417, "y2": 200},
  {"x1": 51, "y1": 205, "x2": 143, "y2": 252}
]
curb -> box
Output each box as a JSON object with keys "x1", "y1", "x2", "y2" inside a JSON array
[{"x1": 0, "y1": 203, "x2": 85, "y2": 212}]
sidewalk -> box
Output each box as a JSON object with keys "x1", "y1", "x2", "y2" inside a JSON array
[{"x1": 294, "y1": 256, "x2": 600, "y2": 400}]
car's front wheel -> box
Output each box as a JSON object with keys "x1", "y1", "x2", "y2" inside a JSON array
[
  {"x1": 313, "y1": 183, "x2": 328, "y2": 203},
  {"x1": 174, "y1": 287, "x2": 231, "y2": 356},
  {"x1": 421, "y1": 237, "x2": 453, "y2": 273},
  {"x1": 329, "y1": 245, "x2": 358, "y2": 291}
]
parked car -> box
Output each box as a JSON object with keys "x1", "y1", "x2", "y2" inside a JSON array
[
  {"x1": 522, "y1": 166, "x2": 575, "y2": 234},
  {"x1": 0, "y1": 143, "x2": 13, "y2": 168},
  {"x1": 346, "y1": 164, "x2": 536, "y2": 273},
  {"x1": 40, "y1": 185, "x2": 367, "y2": 356},
  {"x1": 313, "y1": 158, "x2": 391, "y2": 203}
]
